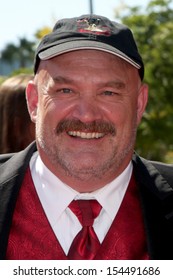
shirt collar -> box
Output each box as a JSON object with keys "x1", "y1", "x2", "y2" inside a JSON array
[
  {"x1": 30, "y1": 152, "x2": 78, "y2": 225},
  {"x1": 30, "y1": 152, "x2": 132, "y2": 224}
]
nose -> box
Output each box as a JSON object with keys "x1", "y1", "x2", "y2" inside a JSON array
[{"x1": 71, "y1": 96, "x2": 102, "y2": 123}]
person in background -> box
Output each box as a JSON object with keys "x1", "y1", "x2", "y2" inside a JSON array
[
  {"x1": 0, "y1": 74, "x2": 35, "y2": 153},
  {"x1": 0, "y1": 14, "x2": 173, "y2": 260}
]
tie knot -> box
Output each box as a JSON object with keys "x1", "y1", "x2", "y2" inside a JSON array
[{"x1": 68, "y1": 200, "x2": 102, "y2": 227}]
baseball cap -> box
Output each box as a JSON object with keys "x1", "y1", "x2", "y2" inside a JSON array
[{"x1": 34, "y1": 14, "x2": 144, "y2": 80}]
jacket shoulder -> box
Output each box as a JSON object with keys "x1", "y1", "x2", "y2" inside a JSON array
[
  {"x1": 0, "y1": 142, "x2": 37, "y2": 164},
  {"x1": 0, "y1": 153, "x2": 15, "y2": 164},
  {"x1": 144, "y1": 158, "x2": 173, "y2": 188},
  {"x1": 0, "y1": 141, "x2": 37, "y2": 259},
  {"x1": 132, "y1": 153, "x2": 173, "y2": 192}
]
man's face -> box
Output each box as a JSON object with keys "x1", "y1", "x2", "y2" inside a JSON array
[{"x1": 27, "y1": 50, "x2": 148, "y2": 191}]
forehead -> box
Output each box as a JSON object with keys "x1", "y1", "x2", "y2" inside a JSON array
[
  {"x1": 38, "y1": 49, "x2": 138, "y2": 76},
  {"x1": 35, "y1": 50, "x2": 141, "y2": 94}
]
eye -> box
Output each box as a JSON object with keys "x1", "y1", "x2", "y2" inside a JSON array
[
  {"x1": 102, "y1": 90, "x2": 120, "y2": 97},
  {"x1": 60, "y1": 88, "x2": 73, "y2": 94},
  {"x1": 103, "y1": 91, "x2": 115, "y2": 96}
]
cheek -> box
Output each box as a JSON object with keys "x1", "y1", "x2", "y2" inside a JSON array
[
  {"x1": 108, "y1": 104, "x2": 128, "y2": 124},
  {"x1": 109, "y1": 102, "x2": 138, "y2": 132},
  {"x1": 38, "y1": 100, "x2": 75, "y2": 137},
  {"x1": 36, "y1": 101, "x2": 56, "y2": 132},
  {"x1": 41, "y1": 96, "x2": 74, "y2": 117},
  {"x1": 38, "y1": 96, "x2": 58, "y2": 118}
]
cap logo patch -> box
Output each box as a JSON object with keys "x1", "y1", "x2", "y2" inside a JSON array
[{"x1": 77, "y1": 18, "x2": 111, "y2": 36}]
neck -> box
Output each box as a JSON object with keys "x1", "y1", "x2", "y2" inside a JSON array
[{"x1": 38, "y1": 149, "x2": 132, "y2": 193}]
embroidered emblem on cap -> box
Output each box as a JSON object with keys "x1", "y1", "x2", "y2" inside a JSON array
[{"x1": 77, "y1": 18, "x2": 111, "y2": 36}]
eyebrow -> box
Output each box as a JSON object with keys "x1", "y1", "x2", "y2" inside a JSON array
[
  {"x1": 53, "y1": 76, "x2": 74, "y2": 84},
  {"x1": 52, "y1": 76, "x2": 126, "y2": 89},
  {"x1": 101, "y1": 80, "x2": 126, "y2": 89}
]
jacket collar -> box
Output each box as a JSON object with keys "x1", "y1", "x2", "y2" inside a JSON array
[
  {"x1": 132, "y1": 153, "x2": 173, "y2": 259},
  {"x1": 0, "y1": 142, "x2": 37, "y2": 259}
]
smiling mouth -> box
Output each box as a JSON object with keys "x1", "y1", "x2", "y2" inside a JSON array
[
  {"x1": 67, "y1": 131, "x2": 105, "y2": 139},
  {"x1": 57, "y1": 119, "x2": 116, "y2": 138}
]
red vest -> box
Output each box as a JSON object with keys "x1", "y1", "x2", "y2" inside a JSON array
[{"x1": 6, "y1": 169, "x2": 149, "y2": 260}]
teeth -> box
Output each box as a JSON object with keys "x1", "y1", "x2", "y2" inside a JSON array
[{"x1": 68, "y1": 131, "x2": 104, "y2": 139}]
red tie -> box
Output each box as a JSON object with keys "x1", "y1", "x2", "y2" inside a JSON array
[{"x1": 67, "y1": 200, "x2": 102, "y2": 260}]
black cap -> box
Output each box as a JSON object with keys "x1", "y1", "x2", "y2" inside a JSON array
[{"x1": 34, "y1": 14, "x2": 144, "y2": 80}]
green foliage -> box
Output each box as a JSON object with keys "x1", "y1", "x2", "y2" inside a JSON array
[
  {"x1": 35, "y1": 26, "x2": 52, "y2": 40},
  {"x1": 0, "y1": 26, "x2": 51, "y2": 75},
  {"x1": 119, "y1": 0, "x2": 173, "y2": 162},
  {"x1": 11, "y1": 68, "x2": 33, "y2": 76},
  {"x1": 1, "y1": 37, "x2": 35, "y2": 71}
]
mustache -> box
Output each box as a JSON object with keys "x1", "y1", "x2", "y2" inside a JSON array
[{"x1": 56, "y1": 119, "x2": 116, "y2": 135}]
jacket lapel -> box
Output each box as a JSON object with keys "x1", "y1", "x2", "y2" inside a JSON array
[
  {"x1": 132, "y1": 153, "x2": 173, "y2": 259},
  {"x1": 0, "y1": 142, "x2": 37, "y2": 259}
]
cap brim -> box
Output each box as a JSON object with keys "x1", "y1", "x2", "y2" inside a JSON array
[{"x1": 38, "y1": 40, "x2": 141, "y2": 69}]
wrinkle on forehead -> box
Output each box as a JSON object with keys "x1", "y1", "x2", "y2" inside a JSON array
[{"x1": 35, "y1": 50, "x2": 141, "y2": 93}]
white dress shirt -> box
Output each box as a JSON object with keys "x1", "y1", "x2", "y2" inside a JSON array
[{"x1": 30, "y1": 152, "x2": 132, "y2": 255}]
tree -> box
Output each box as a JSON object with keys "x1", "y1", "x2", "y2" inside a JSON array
[
  {"x1": 0, "y1": 26, "x2": 51, "y2": 76},
  {"x1": 117, "y1": 0, "x2": 173, "y2": 162},
  {"x1": 0, "y1": 38, "x2": 35, "y2": 75}
]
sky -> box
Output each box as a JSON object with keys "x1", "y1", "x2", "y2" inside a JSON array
[{"x1": 1, "y1": 0, "x2": 149, "y2": 52}]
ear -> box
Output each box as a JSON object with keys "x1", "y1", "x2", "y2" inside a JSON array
[
  {"x1": 26, "y1": 81, "x2": 38, "y2": 123},
  {"x1": 137, "y1": 83, "x2": 148, "y2": 125}
]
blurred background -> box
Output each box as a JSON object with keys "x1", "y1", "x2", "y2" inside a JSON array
[{"x1": 0, "y1": 0, "x2": 173, "y2": 162}]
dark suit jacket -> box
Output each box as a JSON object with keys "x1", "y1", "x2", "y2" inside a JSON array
[{"x1": 0, "y1": 141, "x2": 173, "y2": 260}]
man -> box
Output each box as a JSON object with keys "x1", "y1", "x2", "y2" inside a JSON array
[{"x1": 0, "y1": 14, "x2": 173, "y2": 260}]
